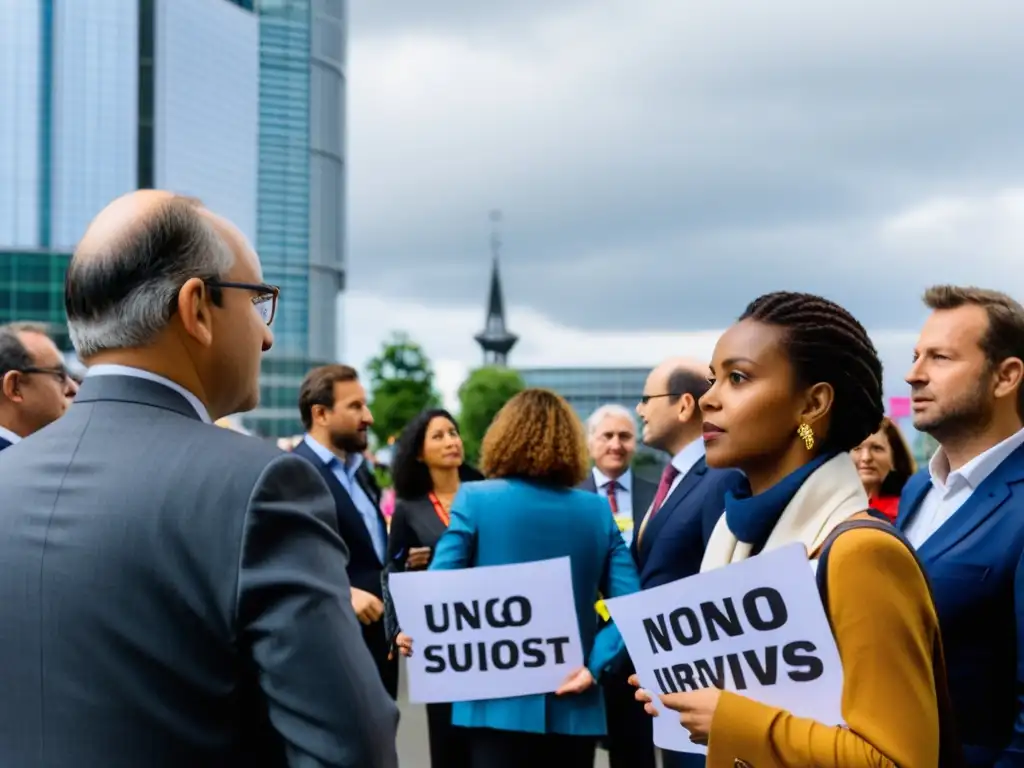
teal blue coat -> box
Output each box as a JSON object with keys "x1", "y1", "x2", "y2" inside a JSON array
[{"x1": 428, "y1": 478, "x2": 641, "y2": 736}]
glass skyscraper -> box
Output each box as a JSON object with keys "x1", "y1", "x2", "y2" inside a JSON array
[
  {"x1": 0, "y1": 0, "x2": 347, "y2": 438},
  {"x1": 242, "y1": 0, "x2": 347, "y2": 438}
]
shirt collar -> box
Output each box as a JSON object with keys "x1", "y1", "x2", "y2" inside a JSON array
[
  {"x1": 0, "y1": 425, "x2": 21, "y2": 445},
  {"x1": 670, "y1": 437, "x2": 706, "y2": 477},
  {"x1": 86, "y1": 364, "x2": 211, "y2": 423},
  {"x1": 928, "y1": 426, "x2": 1024, "y2": 492},
  {"x1": 592, "y1": 466, "x2": 632, "y2": 492},
  {"x1": 303, "y1": 433, "x2": 363, "y2": 472}
]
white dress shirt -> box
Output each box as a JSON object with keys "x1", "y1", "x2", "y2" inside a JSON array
[
  {"x1": 86, "y1": 364, "x2": 211, "y2": 423},
  {"x1": 0, "y1": 425, "x2": 21, "y2": 445},
  {"x1": 303, "y1": 434, "x2": 387, "y2": 564},
  {"x1": 905, "y1": 427, "x2": 1024, "y2": 548}
]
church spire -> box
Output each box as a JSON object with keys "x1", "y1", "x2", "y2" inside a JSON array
[{"x1": 474, "y1": 210, "x2": 518, "y2": 367}]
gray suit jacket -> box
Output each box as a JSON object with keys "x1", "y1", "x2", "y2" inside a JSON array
[{"x1": 0, "y1": 374, "x2": 399, "y2": 768}]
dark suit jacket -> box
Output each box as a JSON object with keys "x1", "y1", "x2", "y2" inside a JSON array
[
  {"x1": 631, "y1": 458, "x2": 744, "y2": 589},
  {"x1": 580, "y1": 469, "x2": 658, "y2": 534},
  {"x1": 0, "y1": 374, "x2": 398, "y2": 767},
  {"x1": 0, "y1": 436, "x2": 11, "y2": 452},
  {"x1": 897, "y1": 445, "x2": 1024, "y2": 768},
  {"x1": 291, "y1": 439, "x2": 398, "y2": 698},
  {"x1": 291, "y1": 440, "x2": 388, "y2": 598},
  {"x1": 381, "y1": 495, "x2": 448, "y2": 643}
]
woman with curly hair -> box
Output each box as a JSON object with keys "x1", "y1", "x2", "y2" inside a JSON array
[
  {"x1": 381, "y1": 407, "x2": 482, "y2": 768},
  {"x1": 396, "y1": 388, "x2": 641, "y2": 768}
]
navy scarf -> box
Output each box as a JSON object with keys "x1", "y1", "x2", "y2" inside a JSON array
[{"x1": 724, "y1": 452, "x2": 839, "y2": 552}]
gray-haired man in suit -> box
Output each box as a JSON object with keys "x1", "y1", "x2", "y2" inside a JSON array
[
  {"x1": 580, "y1": 403, "x2": 658, "y2": 768},
  {"x1": 0, "y1": 191, "x2": 399, "y2": 767}
]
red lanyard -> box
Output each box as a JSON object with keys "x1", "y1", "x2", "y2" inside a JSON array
[{"x1": 428, "y1": 491, "x2": 451, "y2": 527}]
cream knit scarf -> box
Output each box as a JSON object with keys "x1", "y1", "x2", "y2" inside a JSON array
[{"x1": 700, "y1": 453, "x2": 870, "y2": 572}]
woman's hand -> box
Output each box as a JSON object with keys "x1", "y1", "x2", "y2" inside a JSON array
[
  {"x1": 631, "y1": 678, "x2": 661, "y2": 717},
  {"x1": 405, "y1": 547, "x2": 432, "y2": 570},
  {"x1": 630, "y1": 677, "x2": 722, "y2": 745},
  {"x1": 555, "y1": 666, "x2": 595, "y2": 696},
  {"x1": 395, "y1": 633, "x2": 413, "y2": 657}
]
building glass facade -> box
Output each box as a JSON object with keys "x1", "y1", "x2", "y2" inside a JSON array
[
  {"x1": 0, "y1": 0, "x2": 343, "y2": 438},
  {"x1": 520, "y1": 367, "x2": 651, "y2": 423},
  {"x1": 244, "y1": 0, "x2": 346, "y2": 438},
  {"x1": 0, "y1": 249, "x2": 72, "y2": 350}
]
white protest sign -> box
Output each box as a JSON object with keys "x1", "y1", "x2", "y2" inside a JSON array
[
  {"x1": 389, "y1": 556, "x2": 584, "y2": 703},
  {"x1": 604, "y1": 543, "x2": 843, "y2": 755}
]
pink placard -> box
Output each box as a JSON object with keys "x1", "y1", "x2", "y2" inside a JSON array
[{"x1": 888, "y1": 396, "x2": 911, "y2": 419}]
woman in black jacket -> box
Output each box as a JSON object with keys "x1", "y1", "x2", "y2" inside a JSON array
[{"x1": 382, "y1": 408, "x2": 482, "y2": 768}]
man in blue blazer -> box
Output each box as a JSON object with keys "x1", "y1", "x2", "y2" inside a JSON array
[
  {"x1": 898, "y1": 285, "x2": 1024, "y2": 768},
  {"x1": 0, "y1": 322, "x2": 78, "y2": 452},
  {"x1": 292, "y1": 364, "x2": 398, "y2": 699},
  {"x1": 632, "y1": 358, "x2": 745, "y2": 768}
]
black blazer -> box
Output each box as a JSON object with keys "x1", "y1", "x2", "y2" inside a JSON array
[
  {"x1": 381, "y1": 495, "x2": 450, "y2": 643},
  {"x1": 291, "y1": 440, "x2": 388, "y2": 597},
  {"x1": 579, "y1": 469, "x2": 658, "y2": 535}
]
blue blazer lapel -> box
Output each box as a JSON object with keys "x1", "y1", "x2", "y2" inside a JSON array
[
  {"x1": 0, "y1": 437, "x2": 11, "y2": 452},
  {"x1": 639, "y1": 459, "x2": 707, "y2": 560},
  {"x1": 918, "y1": 444, "x2": 1024, "y2": 562}
]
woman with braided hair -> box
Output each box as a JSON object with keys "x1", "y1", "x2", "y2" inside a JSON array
[{"x1": 634, "y1": 291, "x2": 962, "y2": 767}]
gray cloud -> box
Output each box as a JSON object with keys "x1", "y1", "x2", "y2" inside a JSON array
[{"x1": 347, "y1": 0, "x2": 1024, "y2": 334}]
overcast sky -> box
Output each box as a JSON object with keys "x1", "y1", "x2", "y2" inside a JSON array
[{"x1": 342, "y1": 0, "x2": 1024, "y2": 408}]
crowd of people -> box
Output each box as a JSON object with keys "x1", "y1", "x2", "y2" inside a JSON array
[{"x1": 0, "y1": 190, "x2": 1022, "y2": 768}]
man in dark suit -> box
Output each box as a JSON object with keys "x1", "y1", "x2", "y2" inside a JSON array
[
  {"x1": 581, "y1": 403, "x2": 658, "y2": 549},
  {"x1": 580, "y1": 403, "x2": 657, "y2": 768},
  {"x1": 0, "y1": 191, "x2": 399, "y2": 767},
  {"x1": 292, "y1": 365, "x2": 398, "y2": 699},
  {"x1": 0, "y1": 322, "x2": 78, "y2": 451},
  {"x1": 897, "y1": 285, "x2": 1024, "y2": 768},
  {"x1": 632, "y1": 357, "x2": 745, "y2": 768}
]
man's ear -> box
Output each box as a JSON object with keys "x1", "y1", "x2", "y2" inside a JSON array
[
  {"x1": 994, "y1": 357, "x2": 1024, "y2": 403},
  {"x1": 1, "y1": 371, "x2": 25, "y2": 403},
  {"x1": 676, "y1": 393, "x2": 697, "y2": 424},
  {"x1": 176, "y1": 277, "x2": 215, "y2": 348}
]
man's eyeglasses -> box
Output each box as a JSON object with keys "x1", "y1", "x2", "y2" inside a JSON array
[
  {"x1": 19, "y1": 365, "x2": 72, "y2": 385},
  {"x1": 639, "y1": 393, "x2": 680, "y2": 405},
  {"x1": 206, "y1": 280, "x2": 280, "y2": 326}
]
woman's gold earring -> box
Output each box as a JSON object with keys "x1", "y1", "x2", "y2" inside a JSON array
[{"x1": 797, "y1": 423, "x2": 815, "y2": 451}]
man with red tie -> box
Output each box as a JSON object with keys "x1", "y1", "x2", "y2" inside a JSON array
[{"x1": 633, "y1": 357, "x2": 745, "y2": 768}]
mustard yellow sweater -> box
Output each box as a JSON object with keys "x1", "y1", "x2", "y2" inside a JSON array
[{"x1": 706, "y1": 527, "x2": 942, "y2": 768}]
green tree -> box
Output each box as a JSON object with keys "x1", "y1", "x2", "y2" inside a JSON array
[
  {"x1": 366, "y1": 331, "x2": 439, "y2": 445},
  {"x1": 458, "y1": 366, "x2": 526, "y2": 464}
]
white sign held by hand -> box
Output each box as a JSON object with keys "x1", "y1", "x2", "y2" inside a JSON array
[
  {"x1": 605, "y1": 543, "x2": 844, "y2": 755},
  {"x1": 389, "y1": 557, "x2": 584, "y2": 703}
]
